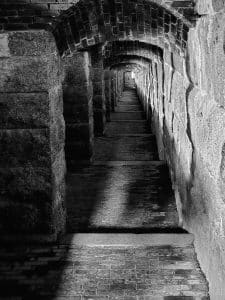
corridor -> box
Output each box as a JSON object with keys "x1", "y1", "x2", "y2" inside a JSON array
[
  {"x1": 0, "y1": 89, "x2": 209, "y2": 299},
  {"x1": 67, "y1": 88, "x2": 180, "y2": 232}
]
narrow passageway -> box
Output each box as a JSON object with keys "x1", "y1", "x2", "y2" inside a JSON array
[
  {"x1": 0, "y1": 88, "x2": 209, "y2": 299},
  {"x1": 63, "y1": 87, "x2": 209, "y2": 298},
  {"x1": 67, "y1": 88, "x2": 180, "y2": 232}
]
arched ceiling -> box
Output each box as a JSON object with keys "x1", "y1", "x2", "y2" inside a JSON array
[{"x1": 0, "y1": 0, "x2": 197, "y2": 56}]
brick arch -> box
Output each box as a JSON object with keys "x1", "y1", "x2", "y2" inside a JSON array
[
  {"x1": 53, "y1": 0, "x2": 192, "y2": 57},
  {"x1": 103, "y1": 41, "x2": 163, "y2": 59},
  {"x1": 105, "y1": 55, "x2": 153, "y2": 69},
  {"x1": 110, "y1": 62, "x2": 143, "y2": 70},
  {"x1": 103, "y1": 41, "x2": 163, "y2": 68}
]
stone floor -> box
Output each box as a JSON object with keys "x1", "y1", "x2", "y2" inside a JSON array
[
  {"x1": 67, "y1": 88, "x2": 179, "y2": 233},
  {"x1": 0, "y1": 88, "x2": 210, "y2": 299}
]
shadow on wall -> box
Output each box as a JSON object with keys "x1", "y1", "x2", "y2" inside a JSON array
[{"x1": 0, "y1": 63, "x2": 70, "y2": 298}]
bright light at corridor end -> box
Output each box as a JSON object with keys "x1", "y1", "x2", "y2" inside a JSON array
[{"x1": 131, "y1": 71, "x2": 135, "y2": 79}]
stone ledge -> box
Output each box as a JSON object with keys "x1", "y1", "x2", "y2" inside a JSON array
[{"x1": 62, "y1": 233, "x2": 194, "y2": 247}]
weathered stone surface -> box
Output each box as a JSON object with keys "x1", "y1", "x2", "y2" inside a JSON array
[
  {"x1": 0, "y1": 56, "x2": 61, "y2": 93},
  {"x1": 196, "y1": 0, "x2": 225, "y2": 14},
  {"x1": 132, "y1": 8, "x2": 225, "y2": 299},
  {"x1": 0, "y1": 33, "x2": 10, "y2": 57},
  {"x1": 63, "y1": 52, "x2": 91, "y2": 85},
  {"x1": 63, "y1": 84, "x2": 92, "y2": 105},
  {"x1": 93, "y1": 95, "x2": 105, "y2": 109},
  {"x1": 0, "y1": 234, "x2": 208, "y2": 298},
  {"x1": 0, "y1": 30, "x2": 66, "y2": 240},
  {"x1": 63, "y1": 51, "x2": 94, "y2": 162},
  {"x1": 0, "y1": 92, "x2": 50, "y2": 129},
  {"x1": 0, "y1": 129, "x2": 51, "y2": 168},
  {"x1": 7, "y1": 30, "x2": 57, "y2": 56},
  {"x1": 0, "y1": 165, "x2": 51, "y2": 202}
]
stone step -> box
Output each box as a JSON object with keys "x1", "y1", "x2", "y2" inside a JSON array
[
  {"x1": 117, "y1": 104, "x2": 142, "y2": 109},
  {"x1": 105, "y1": 120, "x2": 150, "y2": 135},
  {"x1": 0, "y1": 233, "x2": 209, "y2": 299},
  {"x1": 63, "y1": 233, "x2": 194, "y2": 246},
  {"x1": 111, "y1": 111, "x2": 145, "y2": 120},
  {"x1": 93, "y1": 160, "x2": 165, "y2": 166},
  {"x1": 116, "y1": 107, "x2": 143, "y2": 113},
  {"x1": 66, "y1": 163, "x2": 180, "y2": 232},
  {"x1": 119, "y1": 100, "x2": 139, "y2": 105},
  {"x1": 93, "y1": 135, "x2": 159, "y2": 161}
]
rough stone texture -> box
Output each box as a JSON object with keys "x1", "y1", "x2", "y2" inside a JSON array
[
  {"x1": 63, "y1": 51, "x2": 94, "y2": 165},
  {"x1": 0, "y1": 0, "x2": 195, "y2": 56},
  {"x1": 132, "y1": 8, "x2": 225, "y2": 298},
  {"x1": 181, "y1": 12, "x2": 225, "y2": 299},
  {"x1": 91, "y1": 45, "x2": 106, "y2": 136},
  {"x1": 0, "y1": 234, "x2": 209, "y2": 299},
  {"x1": 0, "y1": 30, "x2": 66, "y2": 240}
]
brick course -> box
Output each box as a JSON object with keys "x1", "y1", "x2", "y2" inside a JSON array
[{"x1": 0, "y1": 0, "x2": 196, "y2": 56}]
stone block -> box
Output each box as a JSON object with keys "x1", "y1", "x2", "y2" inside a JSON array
[
  {"x1": 0, "y1": 55, "x2": 61, "y2": 93},
  {"x1": 63, "y1": 52, "x2": 91, "y2": 85},
  {"x1": 0, "y1": 33, "x2": 10, "y2": 57},
  {"x1": 0, "y1": 129, "x2": 51, "y2": 168},
  {"x1": 172, "y1": 52, "x2": 185, "y2": 75},
  {"x1": 92, "y1": 67, "x2": 104, "y2": 82},
  {"x1": 196, "y1": 0, "x2": 225, "y2": 14},
  {"x1": 0, "y1": 148, "x2": 66, "y2": 233},
  {"x1": 212, "y1": 0, "x2": 225, "y2": 11},
  {"x1": 0, "y1": 92, "x2": 50, "y2": 129},
  {"x1": 93, "y1": 81, "x2": 104, "y2": 95},
  {"x1": 7, "y1": 30, "x2": 57, "y2": 57},
  {"x1": 52, "y1": 149, "x2": 66, "y2": 190},
  {"x1": 50, "y1": 117, "x2": 65, "y2": 161},
  {"x1": 0, "y1": 201, "x2": 40, "y2": 233},
  {"x1": 0, "y1": 165, "x2": 52, "y2": 204},
  {"x1": 171, "y1": 72, "x2": 188, "y2": 126},
  {"x1": 93, "y1": 95, "x2": 105, "y2": 109},
  {"x1": 64, "y1": 103, "x2": 90, "y2": 123},
  {"x1": 49, "y1": 84, "x2": 64, "y2": 118},
  {"x1": 63, "y1": 84, "x2": 92, "y2": 105},
  {"x1": 66, "y1": 123, "x2": 91, "y2": 142}
]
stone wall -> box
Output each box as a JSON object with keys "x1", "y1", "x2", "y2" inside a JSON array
[
  {"x1": 91, "y1": 45, "x2": 106, "y2": 136},
  {"x1": 0, "y1": 30, "x2": 66, "y2": 241},
  {"x1": 63, "y1": 51, "x2": 94, "y2": 166},
  {"x1": 104, "y1": 69, "x2": 112, "y2": 122},
  {"x1": 134, "y1": 3, "x2": 225, "y2": 296}
]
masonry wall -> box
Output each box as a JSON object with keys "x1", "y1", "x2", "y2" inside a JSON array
[
  {"x1": 0, "y1": 30, "x2": 66, "y2": 241},
  {"x1": 63, "y1": 51, "x2": 94, "y2": 166},
  {"x1": 134, "y1": 5, "x2": 225, "y2": 296}
]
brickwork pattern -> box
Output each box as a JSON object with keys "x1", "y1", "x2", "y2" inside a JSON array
[
  {"x1": 0, "y1": 242, "x2": 209, "y2": 299},
  {"x1": 103, "y1": 41, "x2": 163, "y2": 68},
  {"x1": 0, "y1": 0, "x2": 195, "y2": 56}
]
